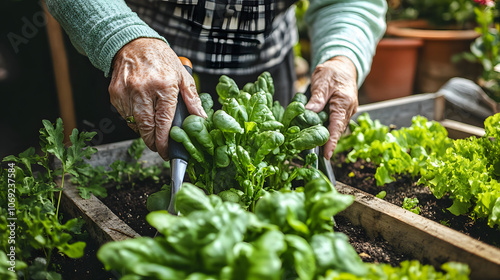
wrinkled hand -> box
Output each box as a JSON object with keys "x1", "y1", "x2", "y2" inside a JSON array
[
  {"x1": 109, "y1": 38, "x2": 207, "y2": 160},
  {"x1": 305, "y1": 56, "x2": 358, "y2": 160}
]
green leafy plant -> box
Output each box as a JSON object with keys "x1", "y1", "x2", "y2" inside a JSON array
[
  {"x1": 419, "y1": 113, "x2": 500, "y2": 228},
  {"x1": 456, "y1": 0, "x2": 500, "y2": 101},
  {"x1": 0, "y1": 118, "x2": 173, "y2": 277},
  {"x1": 165, "y1": 72, "x2": 329, "y2": 211},
  {"x1": 98, "y1": 182, "x2": 469, "y2": 280},
  {"x1": 0, "y1": 118, "x2": 95, "y2": 278},
  {"x1": 324, "y1": 260, "x2": 469, "y2": 280},
  {"x1": 376, "y1": 191, "x2": 387, "y2": 199},
  {"x1": 403, "y1": 197, "x2": 421, "y2": 214},
  {"x1": 335, "y1": 113, "x2": 453, "y2": 186},
  {"x1": 39, "y1": 118, "x2": 98, "y2": 216},
  {"x1": 105, "y1": 138, "x2": 167, "y2": 188},
  {"x1": 441, "y1": 219, "x2": 452, "y2": 226}
]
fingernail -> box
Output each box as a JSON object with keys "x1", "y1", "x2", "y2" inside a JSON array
[
  {"x1": 305, "y1": 103, "x2": 317, "y2": 111},
  {"x1": 326, "y1": 150, "x2": 333, "y2": 160}
]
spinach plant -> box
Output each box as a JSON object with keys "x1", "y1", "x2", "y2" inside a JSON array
[{"x1": 166, "y1": 72, "x2": 329, "y2": 210}]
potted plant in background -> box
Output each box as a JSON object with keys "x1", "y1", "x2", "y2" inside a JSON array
[
  {"x1": 385, "y1": 0, "x2": 483, "y2": 94},
  {"x1": 458, "y1": 0, "x2": 500, "y2": 102}
]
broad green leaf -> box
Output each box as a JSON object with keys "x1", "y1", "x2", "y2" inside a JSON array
[
  {"x1": 311, "y1": 232, "x2": 367, "y2": 276},
  {"x1": 284, "y1": 234, "x2": 316, "y2": 280},
  {"x1": 97, "y1": 237, "x2": 190, "y2": 275},
  {"x1": 58, "y1": 241, "x2": 86, "y2": 258},
  {"x1": 255, "y1": 191, "x2": 306, "y2": 232},
  {"x1": 146, "y1": 189, "x2": 172, "y2": 212},
  {"x1": 175, "y1": 183, "x2": 216, "y2": 214},
  {"x1": 489, "y1": 197, "x2": 500, "y2": 226},
  {"x1": 447, "y1": 200, "x2": 471, "y2": 216}
]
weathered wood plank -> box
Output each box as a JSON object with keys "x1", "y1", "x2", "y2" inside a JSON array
[
  {"x1": 440, "y1": 119, "x2": 485, "y2": 139},
  {"x1": 336, "y1": 182, "x2": 500, "y2": 280},
  {"x1": 58, "y1": 177, "x2": 140, "y2": 245}
]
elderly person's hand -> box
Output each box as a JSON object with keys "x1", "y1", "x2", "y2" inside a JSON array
[
  {"x1": 305, "y1": 56, "x2": 358, "y2": 160},
  {"x1": 109, "y1": 38, "x2": 207, "y2": 160}
]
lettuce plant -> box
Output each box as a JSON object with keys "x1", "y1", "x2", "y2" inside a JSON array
[
  {"x1": 419, "y1": 113, "x2": 500, "y2": 228},
  {"x1": 335, "y1": 113, "x2": 452, "y2": 186}
]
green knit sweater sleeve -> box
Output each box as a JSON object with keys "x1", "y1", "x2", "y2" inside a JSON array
[
  {"x1": 305, "y1": 0, "x2": 387, "y2": 86},
  {"x1": 45, "y1": 0, "x2": 167, "y2": 77}
]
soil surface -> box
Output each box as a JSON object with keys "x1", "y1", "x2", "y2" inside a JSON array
[
  {"x1": 334, "y1": 216, "x2": 412, "y2": 266},
  {"x1": 333, "y1": 152, "x2": 500, "y2": 248},
  {"x1": 100, "y1": 178, "x2": 166, "y2": 238}
]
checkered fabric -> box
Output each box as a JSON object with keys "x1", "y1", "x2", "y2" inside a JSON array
[{"x1": 125, "y1": 0, "x2": 298, "y2": 75}]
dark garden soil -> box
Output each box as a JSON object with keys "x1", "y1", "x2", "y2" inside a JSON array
[
  {"x1": 100, "y1": 177, "x2": 169, "y2": 238},
  {"x1": 333, "y1": 152, "x2": 500, "y2": 248},
  {"x1": 334, "y1": 215, "x2": 412, "y2": 266}
]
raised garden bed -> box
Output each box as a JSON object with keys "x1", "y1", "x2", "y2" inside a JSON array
[{"x1": 59, "y1": 93, "x2": 500, "y2": 279}]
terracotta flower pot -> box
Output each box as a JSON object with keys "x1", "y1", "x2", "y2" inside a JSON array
[
  {"x1": 363, "y1": 38, "x2": 423, "y2": 102},
  {"x1": 386, "y1": 20, "x2": 481, "y2": 94}
]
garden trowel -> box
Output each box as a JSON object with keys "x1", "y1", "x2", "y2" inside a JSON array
[
  {"x1": 301, "y1": 85, "x2": 337, "y2": 187},
  {"x1": 166, "y1": 57, "x2": 193, "y2": 215}
]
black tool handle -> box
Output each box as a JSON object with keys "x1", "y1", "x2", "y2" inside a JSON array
[
  {"x1": 304, "y1": 84, "x2": 312, "y2": 100},
  {"x1": 168, "y1": 58, "x2": 193, "y2": 162}
]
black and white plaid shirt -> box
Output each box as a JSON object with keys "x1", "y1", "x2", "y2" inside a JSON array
[{"x1": 126, "y1": 0, "x2": 298, "y2": 75}]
